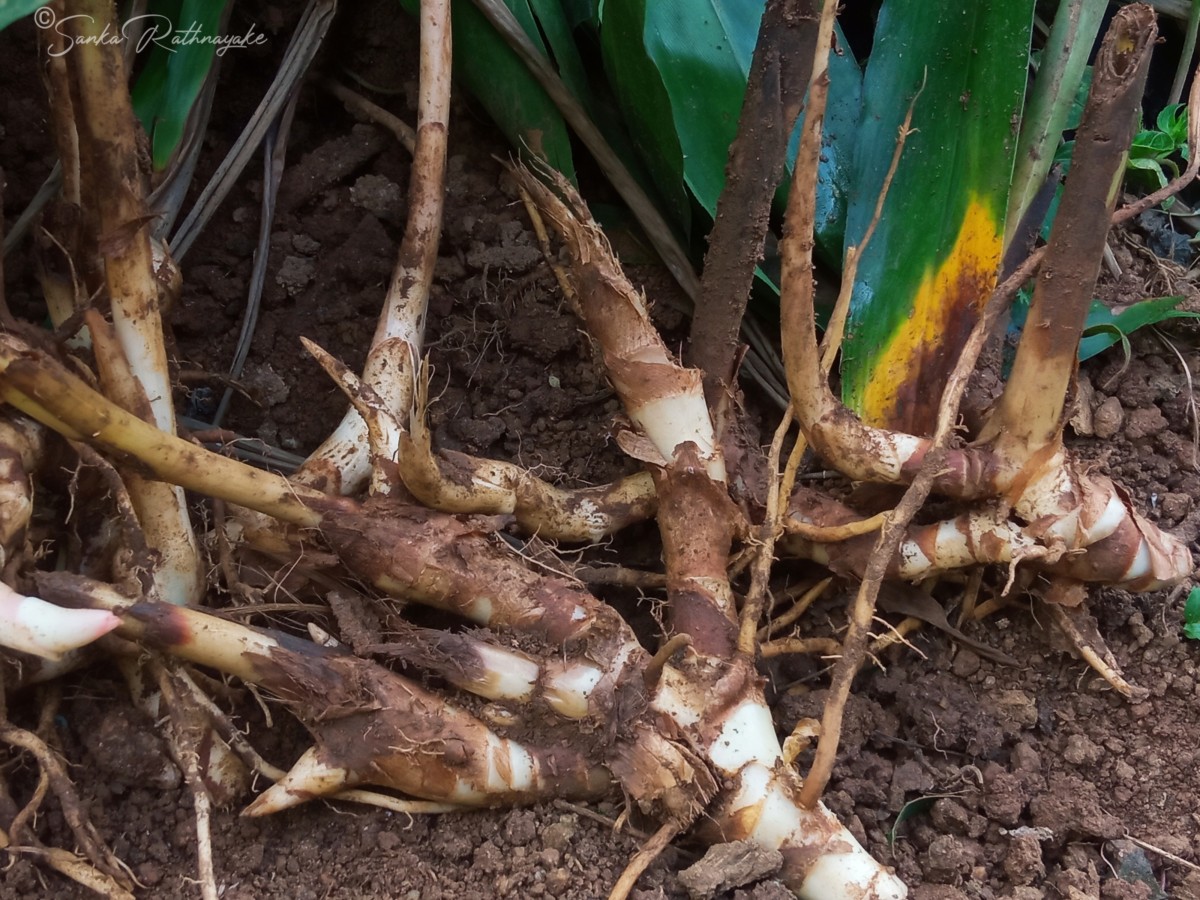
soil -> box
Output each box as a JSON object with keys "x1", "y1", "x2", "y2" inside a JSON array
[{"x1": 3, "y1": 3, "x2": 1200, "y2": 899}]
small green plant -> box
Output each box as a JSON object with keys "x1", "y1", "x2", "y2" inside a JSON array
[
  {"x1": 1010, "y1": 292, "x2": 1200, "y2": 365},
  {"x1": 1127, "y1": 103, "x2": 1190, "y2": 193},
  {"x1": 1058, "y1": 101, "x2": 1190, "y2": 197},
  {"x1": 1184, "y1": 586, "x2": 1200, "y2": 640}
]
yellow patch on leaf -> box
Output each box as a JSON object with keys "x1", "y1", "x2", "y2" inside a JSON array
[{"x1": 859, "y1": 199, "x2": 1002, "y2": 434}]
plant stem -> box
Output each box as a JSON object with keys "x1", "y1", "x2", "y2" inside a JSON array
[
  {"x1": 687, "y1": 0, "x2": 814, "y2": 407},
  {"x1": 983, "y1": 4, "x2": 1157, "y2": 457},
  {"x1": 67, "y1": 0, "x2": 202, "y2": 604},
  {"x1": 0, "y1": 335, "x2": 326, "y2": 528},
  {"x1": 297, "y1": 0, "x2": 450, "y2": 495},
  {"x1": 1006, "y1": 0, "x2": 1107, "y2": 246},
  {"x1": 1169, "y1": 0, "x2": 1200, "y2": 105},
  {"x1": 516, "y1": 168, "x2": 724, "y2": 480}
]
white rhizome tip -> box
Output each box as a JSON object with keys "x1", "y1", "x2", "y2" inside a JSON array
[{"x1": 0, "y1": 581, "x2": 120, "y2": 660}]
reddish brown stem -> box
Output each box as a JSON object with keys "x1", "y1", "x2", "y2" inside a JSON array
[{"x1": 688, "y1": 0, "x2": 815, "y2": 407}]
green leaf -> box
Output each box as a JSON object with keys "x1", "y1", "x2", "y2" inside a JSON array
[
  {"x1": 561, "y1": 0, "x2": 599, "y2": 32},
  {"x1": 131, "y1": 0, "x2": 226, "y2": 170},
  {"x1": 598, "y1": 0, "x2": 691, "y2": 232},
  {"x1": 1124, "y1": 157, "x2": 1168, "y2": 190},
  {"x1": 1078, "y1": 295, "x2": 1200, "y2": 361},
  {"x1": 0, "y1": 0, "x2": 49, "y2": 33},
  {"x1": 840, "y1": 0, "x2": 1034, "y2": 433},
  {"x1": 633, "y1": 0, "x2": 758, "y2": 222},
  {"x1": 1183, "y1": 587, "x2": 1200, "y2": 641},
  {"x1": 1131, "y1": 131, "x2": 1176, "y2": 158},
  {"x1": 1063, "y1": 66, "x2": 1093, "y2": 132},
  {"x1": 399, "y1": 0, "x2": 576, "y2": 180},
  {"x1": 600, "y1": 0, "x2": 861, "y2": 259},
  {"x1": 1155, "y1": 102, "x2": 1187, "y2": 142},
  {"x1": 526, "y1": 0, "x2": 592, "y2": 106}
]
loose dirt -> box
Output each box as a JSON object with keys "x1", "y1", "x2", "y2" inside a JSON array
[{"x1": 2, "y1": 2, "x2": 1199, "y2": 898}]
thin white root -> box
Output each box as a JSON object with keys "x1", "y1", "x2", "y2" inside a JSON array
[
  {"x1": 154, "y1": 665, "x2": 219, "y2": 900},
  {"x1": 331, "y1": 790, "x2": 462, "y2": 815},
  {"x1": 0, "y1": 581, "x2": 119, "y2": 659}
]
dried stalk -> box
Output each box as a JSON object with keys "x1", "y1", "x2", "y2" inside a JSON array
[{"x1": 687, "y1": 0, "x2": 815, "y2": 406}]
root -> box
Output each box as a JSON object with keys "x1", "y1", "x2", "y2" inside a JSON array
[
  {"x1": 785, "y1": 510, "x2": 889, "y2": 541},
  {"x1": 37, "y1": 573, "x2": 614, "y2": 813},
  {"x1": 1043, "y1": 589, "x2": 1149, "y2": 701},
  {"x1": 759, "y1": 578, "x2": 832, "y2": 641},
  {"x1": 760, "y1": 637, "x2": 842, "y2": 659},
  {"x1": 642, "y1": 633, "x2": 692, "y2": 691},
  {"x1": 738, "y1": 407, "x2": 793, "y2": 654},
  {"x1": 0, "y1": 712, "x2": 132, "y2": 889},
  {"x1": 167, "y1": 661, "x2": 464, "y2": 816},
  {"x1": 3, "y1": 9, "x2": 1188, "y2": 900},
  {"x1": 154, "y1": 663, "x2": 218, "y2": 900},
  {"x1": 781, "y1": 461, "x2": 1192, "y2": 592},
  {"x1": 7, "y1": 846, "x2": 134, "y2": 900},
  {"x1": 320, "y1": 77, "x2": 417, "y2": 153},
  {"x1": 608, "y1": 820, "x2": 681, "y2": 900}
]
